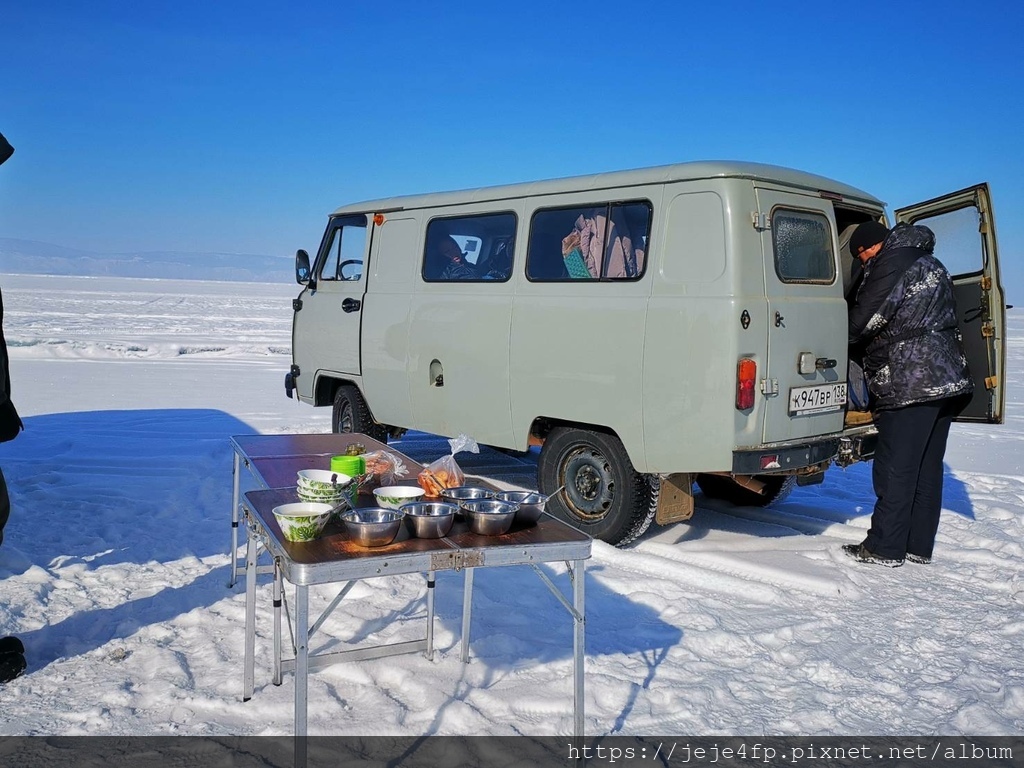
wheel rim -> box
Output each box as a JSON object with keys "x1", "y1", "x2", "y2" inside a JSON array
[{"x1": 560, "y1": 446, "x2": 615, "y2": 522}]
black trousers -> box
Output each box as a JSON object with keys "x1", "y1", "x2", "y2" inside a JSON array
[
  {"x1": 864, "y1": 397, "x2": 963, "y2": 560},
  {"x1": 0, "y1": 467, "x2": 8, "y2": 547}
]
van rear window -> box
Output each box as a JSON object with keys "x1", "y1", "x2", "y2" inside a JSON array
[
  {"x1": 772, "y1": 209, "x2": 835, "y2": 283},
  {"x1": 527, "y1": 202, "x2": 651, "y2": 281}
]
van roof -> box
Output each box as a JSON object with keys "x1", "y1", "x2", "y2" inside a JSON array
[{"x1": 330, "y1": 160, "x2": 885, "y2": 216}]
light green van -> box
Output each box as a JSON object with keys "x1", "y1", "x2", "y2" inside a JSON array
[{"x1": 285, "y1": 162, "x2": 1005, "y2": 546}]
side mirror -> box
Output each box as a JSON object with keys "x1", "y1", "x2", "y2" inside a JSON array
[{"x1": 295, "y1": 249, "x2": 312, "y2": 285}]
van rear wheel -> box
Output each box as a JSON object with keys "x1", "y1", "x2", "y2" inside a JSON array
[
  {"x1": 695, "y1": 474, "x2": 796, "y2": 507},
  {"x1": 538, "y1": 427, "x2": 654, "y2": 547},
  {"x1": 332, "y1": 385, "x2": 387, "y2": 443}
]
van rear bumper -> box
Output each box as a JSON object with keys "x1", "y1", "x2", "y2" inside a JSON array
[{"x1": 731, "y1": 436, "x2": 841, "y2": 475}]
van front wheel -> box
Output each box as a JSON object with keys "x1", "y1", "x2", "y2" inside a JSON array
[
  {"x1": 538, "y1": 427, "x2": 654, "y2": 547},
  {"x1": 332, "y1": 385, "x2": 387, "y2": 443}
]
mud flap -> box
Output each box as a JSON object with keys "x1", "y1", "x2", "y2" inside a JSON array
[{"x1": 655, "y1": 473, "x2": 695, "y2": 525}]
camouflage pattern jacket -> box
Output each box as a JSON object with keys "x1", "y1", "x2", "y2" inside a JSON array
[{"x1": 848, "y1": 223, "x2": 973, "y2": 411}]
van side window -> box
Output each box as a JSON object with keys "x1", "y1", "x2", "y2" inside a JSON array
[
  {"x1": 771, "y1": 209, "x2": 835, "y2": 283},
  {"x1": 422, "y1": 212, "x2": 517, "y2": 282},
  {"x1": 318, "y1": 218, "x2": 367, "y2": 281},
  {"x1": 527, "y1": 201, "x2": 651, "y2": 281}
]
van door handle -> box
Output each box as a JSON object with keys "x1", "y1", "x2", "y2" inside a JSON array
[{"x1": 342, "y1": 298, "x2": 361, "y2": 313}]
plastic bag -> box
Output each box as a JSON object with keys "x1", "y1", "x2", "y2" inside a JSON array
[
  {"x1": 417, "y1": 434, "x2": 480, "y2": 497},
  {"x1": 359, "y1": 450, "x2": 410, "y2": 490},
  {"x1": 847, "y1": 357, "x2": 872, "y2": 411}
]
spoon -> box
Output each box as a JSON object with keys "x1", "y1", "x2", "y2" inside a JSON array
[
  {"x1": 327, "y1": 496, "x2": 352, "y2": 517},
  {"x1": 543, "y1": 485, "x2": 565, "y2": 505}
]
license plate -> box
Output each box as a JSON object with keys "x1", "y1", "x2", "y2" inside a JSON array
[{"x1": 788, "y1": 382, "x2": 847, "y2": 415}]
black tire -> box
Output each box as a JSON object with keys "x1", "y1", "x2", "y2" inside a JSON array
[
  {"x1": 331, "y1": 385, "x2": 388, "y2": 443},
  {"x1": 695, "y1": 474, "x2": 796, "y2": 507},
  {"x1": 538, "y1": 427, "x2": 654, "y2": 547}
]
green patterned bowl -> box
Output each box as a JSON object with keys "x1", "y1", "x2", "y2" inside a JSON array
[
  {"x1": 272, "y1": 502, "x2": 334, "y2": 542},
  {"x1": 372, "y1": 485, "x2": 425, "y2": 510},
  {"x1": 297, "y1": 469, "x2": 352, "y2": 491}
]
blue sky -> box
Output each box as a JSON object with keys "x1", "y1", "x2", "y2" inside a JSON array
[{"x1": 1, "y1": 0, "x2": 1021, "y2": 295}]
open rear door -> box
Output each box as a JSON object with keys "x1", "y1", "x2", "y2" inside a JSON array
[{"x1": 895, "y1": 184, "x2": 1005, "y2": 423}]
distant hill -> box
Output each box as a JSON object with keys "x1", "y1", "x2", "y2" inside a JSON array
[{"x1": 0, "y1": 237, "x2": 293, "y2": 283}]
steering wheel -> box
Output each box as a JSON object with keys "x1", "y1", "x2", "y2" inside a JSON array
[{"x1": 337, "y1": 260, "x2": 363, "y2": 280}]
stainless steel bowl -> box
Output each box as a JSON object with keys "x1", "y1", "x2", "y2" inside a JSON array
[
  {"x1": 401, "y1": 501, "x2": 457, "y2": 538},
  {"x1": 494, "y1": 490, "x2": 547, "y2": 525},
  {"x1": 459, "y1": 499, "x2": 519, "y2": 536},
  {"x1": 441, "y1": 486, "x2": 495, "y2": 504},
  {"x1": 340, "y1": 508, "x2": 403, "y2": 547}
]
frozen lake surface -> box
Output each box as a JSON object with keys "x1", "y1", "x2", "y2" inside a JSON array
[{"x1": 1, "y1": 274, "x2": 1022, "y2": 737}]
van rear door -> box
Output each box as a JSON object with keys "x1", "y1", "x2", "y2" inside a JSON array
[
  {"x1": 754, "y1": 188, "x2": 848, "y2": 445},
  {"x1": 895, "y1": 184, "x2": 1005, "y2": 423}
]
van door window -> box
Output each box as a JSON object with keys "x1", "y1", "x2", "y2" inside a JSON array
[
  {"x1": 527, "y1": 201, "x2": 651, "y2": 281},
  {"x1": 908, "y1": 206, "x2": 983, "y2": 277},
  {"x1": 318, "y1": 219, "x2": 367, "y2": 281},
  {"x1": 422, "y1": 212, "x2": 517, "y2": 282},
  {"x1": 771, "y1": 209, "x2": 835, "y2": 283}
]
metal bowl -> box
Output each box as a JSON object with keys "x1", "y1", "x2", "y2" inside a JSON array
[
  {"x1": 494, "y1": 490, "x2": 548, "y2": 525},
  {"x1": 340, "y1": 508, "x2": 403, "y2": 547},
  {"x1": 401, "y1": 501, "x2": 458, "y2": 538},
  {"x1": 441, "y1": 486, "x2": 495, "y2": 505},
  {"x1": 459, "y1": 499, "x2": 519, "y2": 536}
]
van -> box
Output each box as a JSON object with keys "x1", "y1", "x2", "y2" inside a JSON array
[{"x1": 285, "y1": 162, "x2": 1005, "y2": 546}]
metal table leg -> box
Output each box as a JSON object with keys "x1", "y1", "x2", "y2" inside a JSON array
[
  {"x1": 460, "y1": 566, "x2": 475, "y2": 664},
  {"x1": 295, "y1": 584, "x2": 309, "y2": 741},
  {"x1": 426, "y1": 570, "x2": 435, "y2": 660},
  {"x1": 273, "y1": 558, "x2": 283, "y2": 686},
  {"x1": 573, "y1": 558, "x2": 586, "y2": 738},
  {"x1": 229, "y1": 452, "x2": 241, "y2": 587},
  {"x1": 243, "y1": 513, "x2": 257, "y2": 701}
]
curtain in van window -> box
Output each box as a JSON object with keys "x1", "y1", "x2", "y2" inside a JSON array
[{"x1": 530, "y1": 202, "x2": 650, "y2": 281}]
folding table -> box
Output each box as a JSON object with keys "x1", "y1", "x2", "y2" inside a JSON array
[{"x1": 232, "y1": 433, "x2": 591, "y2": 760}]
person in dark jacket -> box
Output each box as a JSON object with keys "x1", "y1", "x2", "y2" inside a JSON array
[
  {"x1": 0, "y1": 129, "x2": 27, "y2": 683},
  {"x1": 843, "y1": 220, "x2": 973, "y2": 567}
]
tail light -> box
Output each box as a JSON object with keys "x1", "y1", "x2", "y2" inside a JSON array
[{"x1": 736, "y1": 358, "x2": 757, "y2": 410}]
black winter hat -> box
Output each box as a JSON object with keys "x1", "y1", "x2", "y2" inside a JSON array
[{"x1": 849, "y1": 221, "x2": 890, "y2": 258}]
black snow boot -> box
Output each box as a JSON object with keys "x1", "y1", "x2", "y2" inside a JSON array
[
  {"x1": 0, "y1": 636, "x2": 25, "y2": 656},
  {"x1": 0, "y1": 635, "x2": 26, "y2": 683}
]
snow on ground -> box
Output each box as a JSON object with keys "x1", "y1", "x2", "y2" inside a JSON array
[{"x1": 0, "y1": 274, "x2": 1021, "y2": 737}]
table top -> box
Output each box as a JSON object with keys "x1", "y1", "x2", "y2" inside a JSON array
[
  {"x1": 235, "y1": 432, "x2": 423, "y2": 491},
  {"x1": 251, "y1": 453, "x2": 421, "y2": 491},
  {"x1": 231, "y1": 432, "x2": 392, "y2": 461},
  {"x1": 244, "y1": 487, "x2": 591, "y2": 584},
  {"x1": 236, "y1": 433, "x2": 592, "y2": 583}
]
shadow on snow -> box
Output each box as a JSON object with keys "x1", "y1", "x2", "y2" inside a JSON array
[{"x1": 1, "y1": 412, "x2": 681, "y2": 698}]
